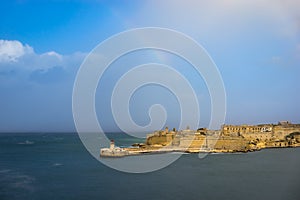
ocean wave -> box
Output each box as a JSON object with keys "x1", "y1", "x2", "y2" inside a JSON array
[
  {"x1": 11, "y1": 174, "x2": 35, "y2": 191},
  {"x1": 0, "y1": 169, "x2": 12, "y2": 173},
  {"x1": 0, "y1": 170, "x2": 36, "y2": 192},
  {"x1": 18, "y1": 140, "x2": 34, "y2": 145},
  {"x1": 53, "y1": 163, "x2": 63, "y2": 167}
]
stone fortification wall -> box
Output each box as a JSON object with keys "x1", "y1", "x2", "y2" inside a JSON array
[
  {"x1": 178, "y1": 135, "x2": 205, "y2": 148},
  {"x1": 213, "y1": 136, "x2": 249, "y2": 151},
  {"x1": 222, "y1": 122, "x2": 300, "y2": 142},
  {"x1": 241, "y1": 132, "x2": 273, "y2": 141},
  {"x1": 144, "y1": 123, "x2": 300, "y2": 152},
  {"x1": 222, "y1": 124, "x2": 273, "y2": 135},
  {"x1": 146, "y1": 133, "x2": 174, "y2": 146},
  {"x1": 273, "y1": 125, "x2": 300, "y2": 140}
]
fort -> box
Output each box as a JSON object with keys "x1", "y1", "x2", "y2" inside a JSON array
[{"x1": 100, "y1": 121, "x2": 300, "y2": 157}]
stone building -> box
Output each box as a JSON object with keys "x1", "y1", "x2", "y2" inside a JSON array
[
  {"x1": 221, "y1": 121, "x2": 300, "y2": 141},
  {"x1": 221, "y1": 124, "x2": 273, "y2": 135}
]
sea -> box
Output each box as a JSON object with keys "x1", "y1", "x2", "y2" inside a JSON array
[{"x1": 0, "y1": 132, "x2": 299, "y2": 200}]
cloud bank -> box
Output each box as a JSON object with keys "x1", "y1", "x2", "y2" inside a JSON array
[{"x1": 0, "y1": 39, "x2": 85, "y2": 85}]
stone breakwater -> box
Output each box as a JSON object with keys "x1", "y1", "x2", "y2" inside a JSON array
[{"x1": 100, "y1": 121, "x2": 300, "y2": 157}]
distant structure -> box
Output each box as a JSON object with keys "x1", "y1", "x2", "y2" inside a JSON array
[
  {"x1": 221, "y1": 124, "x2": 273, "y2": 135},
  {"x1": 100, "y1": 140, "x2": 129, "y2": 157},
  {"x1": 278, "y1": 121, "x2": 291, "y2": 126},
  {"x1": 100, "y1": 120, "x2": 300, "y2": 157},
  {"x1": 145, "y1": 121, "x2": 300, "y2": 151},
  {"x1": 110, "y1": 140, "x2": 115, "y2": 149},
  {"x1": 221, "y1": 121, "x2": 300, "y2": 141}
]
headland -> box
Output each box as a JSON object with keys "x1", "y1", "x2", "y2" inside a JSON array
[{"x1": 100, "y1": 121, "x2": 300, "y2": 157}]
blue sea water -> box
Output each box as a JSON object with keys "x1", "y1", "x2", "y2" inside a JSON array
[{"x1": 0, "y1": 132, "x2": 300, "y2": 200}]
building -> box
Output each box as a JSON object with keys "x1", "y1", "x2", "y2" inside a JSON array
[{"x1": 221, "y1": 124, "x2": 273, "y2": 135}]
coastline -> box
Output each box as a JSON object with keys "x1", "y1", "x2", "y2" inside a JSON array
[
  {"x1": 100, "y1": 143, "x2": 300, "y2": 157},
  {"x1": 100, "y1": 121, "x2": 300, "y2": 157}
]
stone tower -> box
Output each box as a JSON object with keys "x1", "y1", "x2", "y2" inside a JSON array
[{"x1": 110, "y1": 140, "x2": 115, "y2": 150}]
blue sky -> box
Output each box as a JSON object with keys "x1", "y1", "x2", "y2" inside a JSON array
[{"x1": 0, "y1": 0, "x2": 299, "y2": 132}]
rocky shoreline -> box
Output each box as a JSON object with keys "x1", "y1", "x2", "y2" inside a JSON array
[{"x1": 100, "y1": 121, "x2": 300, "y2": 157}]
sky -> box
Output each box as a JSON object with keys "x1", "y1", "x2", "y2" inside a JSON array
[{"x1": 0, "y1": 0, "x2": 299, "y2": 133}]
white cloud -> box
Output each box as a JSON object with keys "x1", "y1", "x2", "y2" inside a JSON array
[
  {"x1": 0, "y1": 39, "x2": 86, "y2": 72},
  {"x1": 0, "y1": 40, "x2": 33, "y2": 62},
  {"x1": 41, "y1": 51, "x2": 63, "y2": 60}
]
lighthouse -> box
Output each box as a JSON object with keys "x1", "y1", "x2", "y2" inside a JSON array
[{"x1": 110, "y1": 140, "x2": 115, "y2": 150}]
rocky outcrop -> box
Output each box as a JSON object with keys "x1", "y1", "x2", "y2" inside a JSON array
[
  {"x1": 101, "y1": 122, "x2": 300, "y2": 157},
  {"x1": 144, "y1": 122, "x2": 300, "y2": 153}
]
